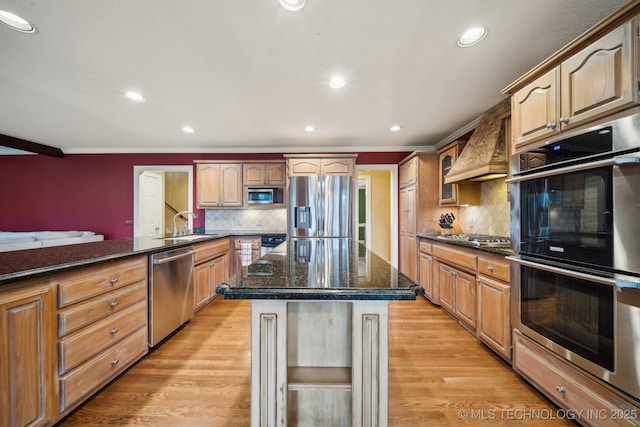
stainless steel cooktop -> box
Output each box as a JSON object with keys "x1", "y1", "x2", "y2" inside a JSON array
[{"x1": 436, "y1": 234, "x2": 511, "y2": 248}]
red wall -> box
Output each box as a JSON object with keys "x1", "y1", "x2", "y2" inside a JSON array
[{"x1": 0, "y1": 151, "x2": 410, "y2": 239}]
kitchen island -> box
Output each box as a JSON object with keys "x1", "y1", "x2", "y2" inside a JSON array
[{"x1": 216, "y1": 238, "x2": 423, "y2": 427}]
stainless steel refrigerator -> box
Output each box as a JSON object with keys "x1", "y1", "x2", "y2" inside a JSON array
[{"x1": 288, "y1": 175, "x2": 353, "y2": 238}]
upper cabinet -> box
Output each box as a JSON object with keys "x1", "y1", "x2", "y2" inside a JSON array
[
  {"x1": 506, "y1": 15, "x2": 638, "y2": 152},
  {"x1": 195, "y1": 163, "x2": 243, "y2": 208},
  {"x1": 438, "y1": 142, "x2": 480, "y2": 207},
  {"x1": 285, "y1": 154, "x2": 357, "y2": 176},
  {"x1": 243, "y1": 162, "x2": 286, "y2": 186}
]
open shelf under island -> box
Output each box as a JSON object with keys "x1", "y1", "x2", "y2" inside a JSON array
[{"x1": 216, "y1": 238, "x2": 423, "y2": 427}]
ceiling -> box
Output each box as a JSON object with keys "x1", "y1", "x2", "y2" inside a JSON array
[{"x1": 0, "y1": 0, "x2": 629, "y2": 155}]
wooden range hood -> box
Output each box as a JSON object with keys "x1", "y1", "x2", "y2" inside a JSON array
[{"x1": 444, "y1": 98, "x2": 509, "y2": 184}]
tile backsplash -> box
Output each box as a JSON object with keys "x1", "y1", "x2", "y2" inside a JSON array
[
  {"x1": 205, "y1": 208, "x2": 287, "y2": 231},
  {"x1": 458, "y1": 178, "x2": 510, "y2": 237}
]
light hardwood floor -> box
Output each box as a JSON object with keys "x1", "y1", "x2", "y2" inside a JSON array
[{"x1": 58, "y1": 297, "x2": 575, "y2": 426}]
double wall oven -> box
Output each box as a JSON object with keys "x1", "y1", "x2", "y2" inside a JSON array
[{"x1": 508, "y1": 112, "x2": 640, "y2": 402}]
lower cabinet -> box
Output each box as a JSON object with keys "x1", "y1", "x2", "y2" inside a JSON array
[
  {"x1": 0, "y1": 281, "x2": 56, "y2": 427},
  {"x1": 436, "y1": 262, "x2": 476, "y2": 330},
  {"x1": 422, "y1": 240, "x2": 512, "y2": 362},
  {"x1": 194, "y1": 238, "x2": 231, "y2": 311},
  {"x1": 54, "y1": 256, "x2": 149, "y2": 416},
  {"x1": 513, "y1": 331, "x2": 640, "y2": 427}
]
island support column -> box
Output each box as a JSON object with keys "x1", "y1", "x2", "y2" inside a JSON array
[{"x1": 250, "y1": 300, "x2": 389, "y2": 427}]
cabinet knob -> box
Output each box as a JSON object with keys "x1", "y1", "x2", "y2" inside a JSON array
[
  {"x1": 556, "y1": 386, "x2": 566, "y2": 393},
  {"x1": 110, "y1": 300, "x2": 119, "y2": 308},
  {"x1": 487, "y1": 266, "x2": 494, "y2": 272},
  {"x1": 109, "y1": 278, "x2": 118, "y2": 285},
  {"x1": 546, "y1": 122, "x2": 557, "y2": 129},
  {"x1": 111, "y1": 359, "x2": 119, "y2": 366},
  {"x1": 110, "y1": 328, "x2": 119, "y2": 335},
  {"x1": 559, "y1": 117, "x2": 571, "y2": 124}
]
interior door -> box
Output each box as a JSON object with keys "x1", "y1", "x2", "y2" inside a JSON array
[{"x1": 140, "y1": 171, "x2": 164, "y2": 237}]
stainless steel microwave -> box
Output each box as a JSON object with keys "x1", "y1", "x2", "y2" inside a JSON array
[{"x1": 247, "y1": 188, "x2": 274, "y2": 204}]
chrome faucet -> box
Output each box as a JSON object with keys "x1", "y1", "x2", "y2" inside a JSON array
[{"x1": 172, "y1": 211, "x2": 197, "y2": 236}]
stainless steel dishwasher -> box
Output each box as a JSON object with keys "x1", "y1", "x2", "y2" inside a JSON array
[{"x1": 149, "y1": 246, "x2": 195, "y2": 346}]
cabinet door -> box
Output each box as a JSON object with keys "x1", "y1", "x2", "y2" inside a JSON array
[
  {"x1": 560, "y1": 21, "x2": 634, "y2": 130},
  {"x1": 194, "y1": 261, "x2": 213, "y2": 310},
  {"x1": 320, "y1": 158, "x2": 353, "y2": 176},
  {"x1": 196, "y1": 164, "x2": 221, "y2": 208},
  {"x1": 212, "y1": 254, "x2": 228, "y2": 289},
  {"x1": 406, "y1": 234, "x2": 417, "y2": 283},
  {"x1": 454, "y1": 270, "x2": 476, "y2": 330},
  {"x1": 220, "y1": 164, "x2": 243, "y2": 207},
  {"x1": 437, "y1": 263, "x2": 455, "y2": 313},
  {"x1": 419, "y1": 252, "x2": 437, "y2": 304},
  {"x1": 399, "y1": 157, "x2": 417, "y2": 188},
  {"x1": 512, "y1": 68, "x2": 560, "y2": 148},
  {"x1": 265, "y1": 163, "x2": 286, "y2": 185},
  {"x1": 243, "y1": 164, "x2": 266, "y2": 186},
  {"x1": 477, "y1": 275, "x2": 511, "y2": 361},
  {"x1": 0, "y1": 284, "x2": 54, "y2": 427},
  {"x1": 438, "y1": 146, "x2": 458, "y2": 206},
  {"x1": 288, "y1": 158, "x2": 321, "y2": 176}
]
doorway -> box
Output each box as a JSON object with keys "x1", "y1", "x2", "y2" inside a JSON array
[
  {"x1": 356, "y1": 165, "x2": 398, "y2": 267},
  {"x1": 133, "y1": 166, "x2": 194, "y2": 237}
]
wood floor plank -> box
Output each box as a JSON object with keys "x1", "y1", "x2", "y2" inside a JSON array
[{"x1": 57, "y1": 297, "x2": 574, "y2": 426}]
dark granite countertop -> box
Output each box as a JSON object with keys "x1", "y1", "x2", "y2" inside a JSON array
[
  {"x1": 216, "y1": 238, "x2": 423, "y2": 301},
  {"x1": 417, "y1": 233, "x2": 514, "y2": 257},
  {"x1": 0, "y1": 233, "x2": 230, "y2": 286}
]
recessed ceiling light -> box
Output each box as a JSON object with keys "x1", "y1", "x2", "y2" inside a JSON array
[
  {"x1": 458, "y1": 27, "x2": 487, "y2": 47},
  {"x1": 304, "y1": 125, "x2": 316, "y2": 133},
  {"x1": 329, "y1": 76, "x2": 346, "y2": 89},
  {"x1": 124, "y1": 91, "x2": 145, "y2": 102},
  {"x1": 389, "y1": 125, "x2": 402, "y2": 132},
  {"x1": 0, "y1": 10, "x2": 36, "y2": 33},
  {"x1": 279, "y1": 0, "x2": 305, "y2": 11},
  {"x1": 182, "y1": 126, "x2": 195, "y2": 134}
]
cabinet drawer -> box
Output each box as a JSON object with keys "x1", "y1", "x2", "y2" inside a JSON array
[
  {"x1": 418, "y1": 240, "x2": 432, "y2": 255},
  {"x1": 59, "y1": 300, "x2": 147, "y2": 374},
  {"x1": 477, "y1": 256, "x2": 510, "y2": 282},
  {"x1": 194, "y1": 238, "x2": 230, "y2": 264},
  {"x1": 433, "y1": 245, "x2": 476, "y2": 272},
  {"x1": 514, "y1": 332, "x2": 639, "y2": 427},
  {"x1": 59, "y1": 327, "x2": 148, "y2": 412},
  {"x1": 57, "y1": 257, "x2": 147, "y2": 307},
  {"x1": 58, "y1": 281, "x2": 147, "y2": 337}
]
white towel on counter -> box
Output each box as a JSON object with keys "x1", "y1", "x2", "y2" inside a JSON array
[{"x1": 240, "y1": 242, "x2": 252, "y2": 266}]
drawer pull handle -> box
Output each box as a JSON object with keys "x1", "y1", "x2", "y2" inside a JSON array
[
  {"x1": 109, "y1": 278, "x2": 118, "y2": 285},
  {"x1": 110, "y1": 301, "x2": 119, "y2": 308},
  {"x1": 556, "y1": 386, "x2": 566, "y2": 393},
  {"x1": 110, "y1": 328, "x2": 119, "y2": 335},
  {"x1": 487, "y1": 266, "x2": 494, "y2": 272},
  {"x1": 111, "y1": 358, "x2": 119, "y2": 366}
]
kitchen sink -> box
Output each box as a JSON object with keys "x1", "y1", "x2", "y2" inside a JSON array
[{"x1": 156, "y1": 234, "x2": 217, "y2": 241}]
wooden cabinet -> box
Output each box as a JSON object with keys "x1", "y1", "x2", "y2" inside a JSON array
[
  {"x1": 514, "y1": 331, "x2": 640, "y2": 427},
  {"x1": 508, "y1": 18, "x2": 637, "y2": 151},
  {"x1": 436, "y1": 261, "x2": 476, "y2": 330},
  {"x1": 230, "y1": 236, "x2": 261, "y2": 276},
  {"x1": 285, "y1": 155, "x2": 357, "y2": 176},
  {"x1": 418, "y1": 240, "x2": 436, "y2": 304},
  {"x1": 54, "y1": 256, "x2": 148, "y2": 415},
  {"x1": 398, "y1": 152, "x2": 439, "y2": 282},
  {"x1": 195, "y1": 163, "x2": 243, "y2": 208},
  {"x1": 243, "y1": 162, "x2": 286, "y2": 186},
  {"x1": 438, "y1": 142, "x2": 480, "y2": 207},
  {"x1": 0, "y1": 281, "x2": 55, "y2": 427},
  {"x1": 476, "y1": 254, "x2": 511, "y2": 361},
  {"x1": 194, "y1": 238, "x2": 230, "y2": 311}
]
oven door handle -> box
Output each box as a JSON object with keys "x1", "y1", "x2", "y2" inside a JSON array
[
  {"x1": 507, "y1": 256, "x2": 640, "y2": 290},
  {"x1": 505, "y1": 153, "x2": 640, "y2": 183}
]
